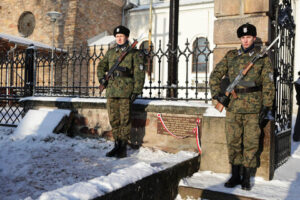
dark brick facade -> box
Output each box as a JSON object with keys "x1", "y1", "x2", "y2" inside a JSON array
[{"x1": 0, "y1": 0, "x2": 123, "y2": 48}]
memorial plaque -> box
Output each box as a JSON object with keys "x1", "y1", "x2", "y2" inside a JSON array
[{"x1": 157, "y1": 114, "x2": 202, "y2": 137}]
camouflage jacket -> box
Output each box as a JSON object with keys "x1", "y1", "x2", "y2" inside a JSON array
[
  {"x1": 209, "y1": 46, "x2": 275, "y2": 113},
  {"x1": 97, "y1": 43, "x2": 145, "y2": 98}
]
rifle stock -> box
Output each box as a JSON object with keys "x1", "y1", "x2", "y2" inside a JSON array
[
  {"x1": 215, "y1": 102, "x2": 225, "y2": 112},
  {"x1": 99, "y1": 84, "x2": 106, "y2": 95},
  {"x1": 242, "y1": 62, "x2": 254, "y2": 76}
]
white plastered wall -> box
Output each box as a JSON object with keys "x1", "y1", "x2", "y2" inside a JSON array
[{"x1": 126, "y1": 0, "x2": 214, "y2": 98}]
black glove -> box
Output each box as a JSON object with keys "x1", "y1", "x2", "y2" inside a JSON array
[
  {"x1": 130, "y1": 93, "x2": 138, "y2": 103},
  {"x1": 259, "y1": 106, "x2": 273, "y2": 128},
  {"x1": 99, "y1": 77, "x2": 108, "y2": 87},
  {"x1": 213, "y1": 93, "x2": 230, "y2": 107}
]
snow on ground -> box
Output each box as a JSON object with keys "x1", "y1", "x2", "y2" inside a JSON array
[
  {"x1": 1, "y1": 105, "x2": 299, "y2": 200},
  {"x1": 0, "y1": 109, "x2": 197, "y2": 200},
  {"x1": 176, "y1": 116, "x2": 300, "y2": 200}
]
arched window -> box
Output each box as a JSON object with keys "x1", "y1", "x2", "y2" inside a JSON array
[
  {"x1": 192, "y1": 37, "x2": 209, "y2": 73},
  {"x1": 139, "y1": 40, "x2": 154, "y2": 73}
]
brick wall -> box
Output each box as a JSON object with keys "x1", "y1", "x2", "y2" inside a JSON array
[
  {"x1": 0, "y1": 0, "x2": 123, "y2": 48},
  {"x1": 73, "y1": 0, "x2": 122, "y2": 47}
]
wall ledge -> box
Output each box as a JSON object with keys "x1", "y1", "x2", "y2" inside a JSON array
[{"x1": 20, "y1": 97, "x2": 226, "y2": 117}]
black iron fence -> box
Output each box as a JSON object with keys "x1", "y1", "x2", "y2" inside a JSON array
[
  {"x1": 29, "y1": 38, "x2": 212, "y2": 102},
  {"x1": 0, "y1": 38, "x2": 213, "y2": 125},
  {"x1": 271, "y1": 0, "x2": 295, "y2": 169},
  {"x1": 0, "y1": 39, "x2": 212, "y2": 126},
  {"x1": 0, "y1": 49, "x2": 26, "y2": 126}
]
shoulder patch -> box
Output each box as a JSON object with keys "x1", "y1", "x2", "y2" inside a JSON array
[
  {"x1": 268, "y1": 72, "x2": 274, "y2": 81},
  {"x1": 139, "y1": 64, "x2": 144, "y2": 71}
]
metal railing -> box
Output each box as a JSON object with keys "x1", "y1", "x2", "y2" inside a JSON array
[
  {"x1": 271, "y1": 0, "x2": 295, "y2": 169},
  {"x1": 0, "y1": 50, "x2": 26, "y2": 126},
  {"x1": 0, "y1": 39, "x2": 213, "y2": 125},
  {"x1": 30, "y1": 38, "x2": 212, "y2": 102}
]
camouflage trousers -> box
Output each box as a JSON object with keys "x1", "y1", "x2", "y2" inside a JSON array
[
  {"x1": 107, "y1": 98, "x2": 132, "y2": 141},
  {"x1": 225, "y1": 111, "x2": 261, "y2": 168}
]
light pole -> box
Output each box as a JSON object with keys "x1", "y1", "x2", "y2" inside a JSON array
[{"x1": 46, "y1": 11, "x2": 61, "y2": 93}]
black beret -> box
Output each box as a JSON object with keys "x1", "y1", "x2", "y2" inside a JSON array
[
  {"x1": 113, "y1": 25, "x2": 130, "y2": 37},
  {"x1": 237, "y1": 23, "x2": 257, "y2": 38}
]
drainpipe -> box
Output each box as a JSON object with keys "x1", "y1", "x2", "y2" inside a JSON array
[{"x1": 122, "y1": 0, "x2": 137, "y2": 26}]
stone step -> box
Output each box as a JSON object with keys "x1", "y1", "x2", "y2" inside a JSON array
[
  {"x1": 93, "y1": 155, "x2": 200, "y2": 200},
  {"x1": 178, "y1": 186, "x2": 263, "y2": 200}
]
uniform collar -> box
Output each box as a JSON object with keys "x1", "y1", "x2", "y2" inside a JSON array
[
  {"x1": 241, "y1": 43, "x2": 255, "y2": 53},
  {"x1": 238, "y1": 44, "x2": 259, "y2": 57},
  {"x1": 115, "y1": 41, "x2": 129, "y2": 52}
]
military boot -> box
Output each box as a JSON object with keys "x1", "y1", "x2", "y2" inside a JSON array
[
  {"x1": 106, "y1": 140, "x2": 120, "y2": 157},
  {"x1": 241, "y1": 167, "x2": 252, "y2": 190},
  {"x1": 115, "y1": 140, "x2": 127, "y2": 158},
  {"x1": 224, "y1": 165, "x2": 242, "y2": 188}
]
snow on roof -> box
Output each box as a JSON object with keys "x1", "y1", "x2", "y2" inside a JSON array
[
  {"x1": 89, "y1": 35, "x2": 116, "y2": 46},
  {"x1": 130, "y1": 0, "x2": 214, "y2": 11},
  {"x1": 0, "y1": 32, "x2": 62, "y2": 51},
  {"x1": 87, "y1": 31, "x2": 116, "y2": 46}
]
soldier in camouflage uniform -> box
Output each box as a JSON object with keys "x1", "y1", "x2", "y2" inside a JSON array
[
  {"x1": 209, "y1": 23, "x2": 275, "y2": 190},
  {"x1": 97, "y1": 25, "x2": 145, "y2": 158}
]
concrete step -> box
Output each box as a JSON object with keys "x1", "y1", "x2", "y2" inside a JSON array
[
  {"x1": 178, "y1": 186, "x2": 263, "y2": 200},
  {"x1": 93, "y1": 155, "x2": 200, "y2": 200}
]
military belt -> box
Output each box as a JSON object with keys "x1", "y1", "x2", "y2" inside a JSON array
[
  {"x1": 234, "y1": 86, "x2": 262, "y2": 93},
  {"x1": 116, "y1": 66, "x2": 129, "y2": 72},
  {"x1": 113, "y1": 70, "x2": 133, "y2": 78}
]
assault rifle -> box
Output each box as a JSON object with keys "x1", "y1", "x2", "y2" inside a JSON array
[
  {"x1": 99, "y1": 38, "x2": 141, "y2": 95},
  {"x1": 215, "y1": 35, "x2": 280, "y2": 112}
]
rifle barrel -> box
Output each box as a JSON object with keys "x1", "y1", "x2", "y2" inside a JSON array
[{"x1": 266, "y1": 35, "x2": 280, "y2": 52}]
